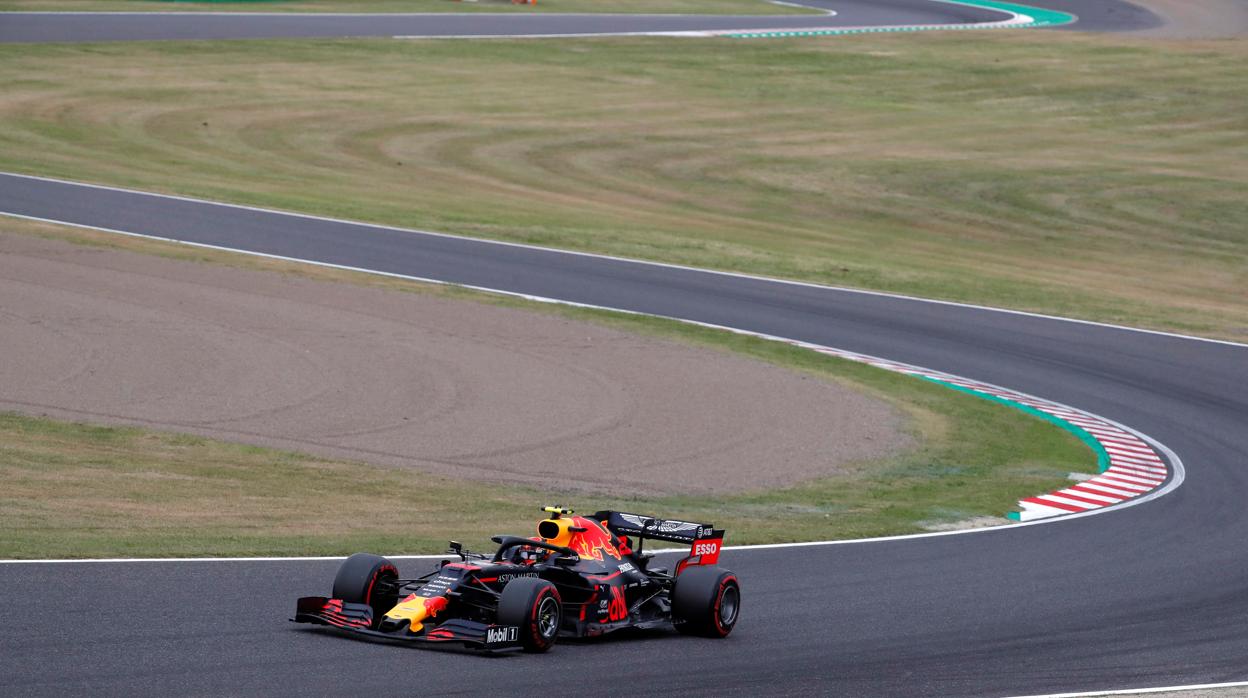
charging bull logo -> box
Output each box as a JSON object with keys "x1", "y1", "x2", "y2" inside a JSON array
[
  {"x1": 421, "y1": 596, "x2": 448, "y2": 617},
  {"x1": 384, "y1": 594, "x2": 449, "y2": 633},
  {"x1": 568, "y1": 517, "x2": 622, "y2": 562},
  {"x1": 606, "y1": 586, "x2": 628, "y2": 622}
]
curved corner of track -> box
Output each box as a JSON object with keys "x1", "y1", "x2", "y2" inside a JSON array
[
  {"x1": 0, "y1": 0, "x2": 1077, "y2": 43},
  {"x1": 719, "y1": 0, "x2": 1076, "y2": 38},
  {"x1": 666, "y1": 320, "x2": 1184, "y2": 535},
  {"x1": 0, "y1": 170, "x2": 1188, "y2": 539}
]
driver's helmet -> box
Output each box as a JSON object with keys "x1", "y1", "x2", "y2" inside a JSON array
[{"x1": 510, "y1": 539, "x2": 551, "y2": 565}]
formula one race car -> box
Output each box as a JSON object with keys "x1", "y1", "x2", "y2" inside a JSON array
[{"x1": 292, "y1": 507, "x2": 740, "y2": 652}]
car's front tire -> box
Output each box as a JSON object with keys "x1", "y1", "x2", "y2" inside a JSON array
[
  {"x1": 332, "y1": 553, "x2": 399, "y2": 629},
  {"x1": 672, "y1": 566, "x2": 740, "y2": 638},
  {"x1": 497, "y1": 577, "x2": 562, "y2": 652}
]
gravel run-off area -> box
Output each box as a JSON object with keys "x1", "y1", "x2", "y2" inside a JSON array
[{"x1": 0, "y1": 230, "x2": 913, "y2": 495}]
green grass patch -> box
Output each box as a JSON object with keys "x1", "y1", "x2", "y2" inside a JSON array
[
  {"x1": 0, "y1": 32, "x2": 1242, "y2": 340},
  {"x1": 0, "y1": 378, "x2": 1090, "y2": 558},
  {"x1": 0, "y1": 0, "x2": 813, "y2": 14},
  {"x1": 0, "y1": 219, "x2": 1095, "y2": 559}
]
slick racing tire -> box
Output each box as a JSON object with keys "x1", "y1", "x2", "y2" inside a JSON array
[
  {"x1": 672, "y1": 566, "x2": 740, "y2": 638},
  {"x1": 497, "y1": 577, "x2": 562, "y2": 653},
  {"x1": 332, "y1": 553, "x2": 399, "y2": 629}
]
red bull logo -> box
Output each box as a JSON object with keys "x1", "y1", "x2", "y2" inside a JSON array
[
  {"x1": 606, "y1": 586, "x2": 628, "y2": 622},
  {"x1": 384, "y1": 593, "x2": 449, "y2": 633},
  {"x1": 568, "y1": 517, "x2": 622, "y2": 562},
  {"x1": 422, "y1": 595, "x2": 448, "y2": 617}
]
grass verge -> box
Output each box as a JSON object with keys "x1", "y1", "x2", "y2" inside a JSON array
[
  {"x1": 0, "y1": 0, "x2": 814, "y2": 14},
  {"x1": 0, "y1": 217, "x2": 1094, "y2": 558},
  {"x1": 0, "y1": 33, "x2": 1244, "y2": 340}
]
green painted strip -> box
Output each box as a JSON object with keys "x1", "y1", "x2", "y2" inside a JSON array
[
  {"x1": 920, "y1": 376, "x2": 1110, "y2": 474},
  {"x1": 916, "y1": 375, "x2": 1109, "y2": 519},
  {"x1": 724, "y1": 0, "x2": 1076, "y2": 38},
  {"x1": 942, "y1": 0, "x2": 1077, "y2": 27}
]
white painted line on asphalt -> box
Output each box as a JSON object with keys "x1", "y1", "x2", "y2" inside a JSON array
[
  {"x1": 1078, "y1": 481, "x2": 1143, "y2": 496},
  {"x1": 1057, "y1": 488, "x2": 1117, "y2": 504},
  {"x1": 1109, "y1": 465, "x2": 1167, "y2": 477},
  {"x1": 1110, "y1": 456, "x2": 1166, "y2": 469},
  {"x1": 1004, "y1": 678, "x2": 1248, "y2": 697},
  {"x1": 1103, "y1": 442, "x2": 1161, "y2": 454},
  {"x1": 1110, "y1": 459, "x2": 1165, "y2": 471},
  {"x1": 1110, "y1": 450, "x2": 1165, "y2": 461},
  {"x1": 723, "y1": 0, "x2": 1051, "y2": 37},
  {"x1": 390, "y1": 8, "x2": 842, "y2": 39},
  {"x1": 1106, "y1": 471, "x2": 1163, "y2": 485},
  {"x1": 1111, "y1": 471, "x2": 1166, "y2": 482},
  {"x1": 1033, "y1": 493, "x2": 1096, "y2": 509},
  {"x1": 1017, "y1": 500, "x2": 1076, "y2": 519},
  {"x1": 1111, "y1": 458, "x2": 1165, "y2": 471},
  {"x1": 1067, "y1": 485, "x2": 1128, "y2": 501},
  {"x1": 1093, "y1": 475, "x2": 1151, "y2": 489},
  {"x1": 0, "y1": 10, "x2": 779, "y2": 16},
  {"x1": 1102, "y1": 471, "x2": 1161, "y2": 486},
  {"x1": 770, "y1": 0, "x2": 835, "y2": 14},
  {"x1": 393, "y1": 29, "x2": 720, "y2": 38},
  {"x1": 3, "y1": 171, "x2": 1243, "y2": 350},
  {"x1": 1102, "y1": 443, "x2": 1158, "y2": 457}
]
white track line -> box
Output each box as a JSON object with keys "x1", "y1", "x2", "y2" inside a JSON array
[
  {"x1": 0, "y1": 202, "x2": 1187, "y2": 564},
  {"x1": 770, "y1": 0, "x2": 834, "y2": 13},
  {"x1": 1004, "y1": 679, "x2": 1248, "y2": 697},
  {"x1": 393, "y1": 30, "x2": 721, "y2": 38},
  {"x1": 0, "y1": 11, "x2": 799, "y2": 16}
]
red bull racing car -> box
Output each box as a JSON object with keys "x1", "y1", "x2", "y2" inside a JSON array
[{"x1": 292, "y1": 507, "x2": 740, "y2": 652}]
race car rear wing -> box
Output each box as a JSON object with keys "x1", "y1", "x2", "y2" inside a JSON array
[
  {"x1": 593, "y1": 510, "x2": 717, "y2": 545},
  {"x1": 593, "y1": 510, "x2": 724, "y2": 573}
]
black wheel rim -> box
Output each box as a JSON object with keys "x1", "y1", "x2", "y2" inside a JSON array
[
  {"x1": 537, "y1": 596, "x2": 559, "y2": 639},
  {"x1": 718, "y1": 585, "x2": 739, "y2": 627}
]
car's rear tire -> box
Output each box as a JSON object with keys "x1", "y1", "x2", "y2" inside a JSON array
[
  {"x1": 672, "y1": 566, "x2": 740, "y2": 638},
  {"x1": 332, "y1": 553, "x2": 399, "y2": 629},
  {"x1": 497, "y1": 577, "x2": 561, "y2": 653}
]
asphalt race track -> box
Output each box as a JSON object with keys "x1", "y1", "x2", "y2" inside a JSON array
[
  {"x1": 1, "y1": 2, "x2": 1245, "y2": 696},
  {"x1": 0, "y1": 1, "x2": 1003, "y2": 42},
  {"x1": 0, "y1": 0, "x2": 1161, "y2": 42}
]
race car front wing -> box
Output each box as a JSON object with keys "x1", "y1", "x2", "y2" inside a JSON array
[{"x1": 292, "y1": 596, "x2": 522, "y2": 651}]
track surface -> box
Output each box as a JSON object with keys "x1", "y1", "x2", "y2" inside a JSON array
[
  {"x1": 2, "y1": 2, "x2": 1245, "y2": 696},
  {"x1": 1037, "y1": 0, "x2": 1163, "y2": 29},
  {"x1": 0, "y1": 0, "x2": 1162, "y2": 43},
  {"x1": 3, "y1": 172, "x2": 1247, "y2": 696},
  {"x1": 0, "y1": 1, "x2": 1002, "y2": 42}
]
